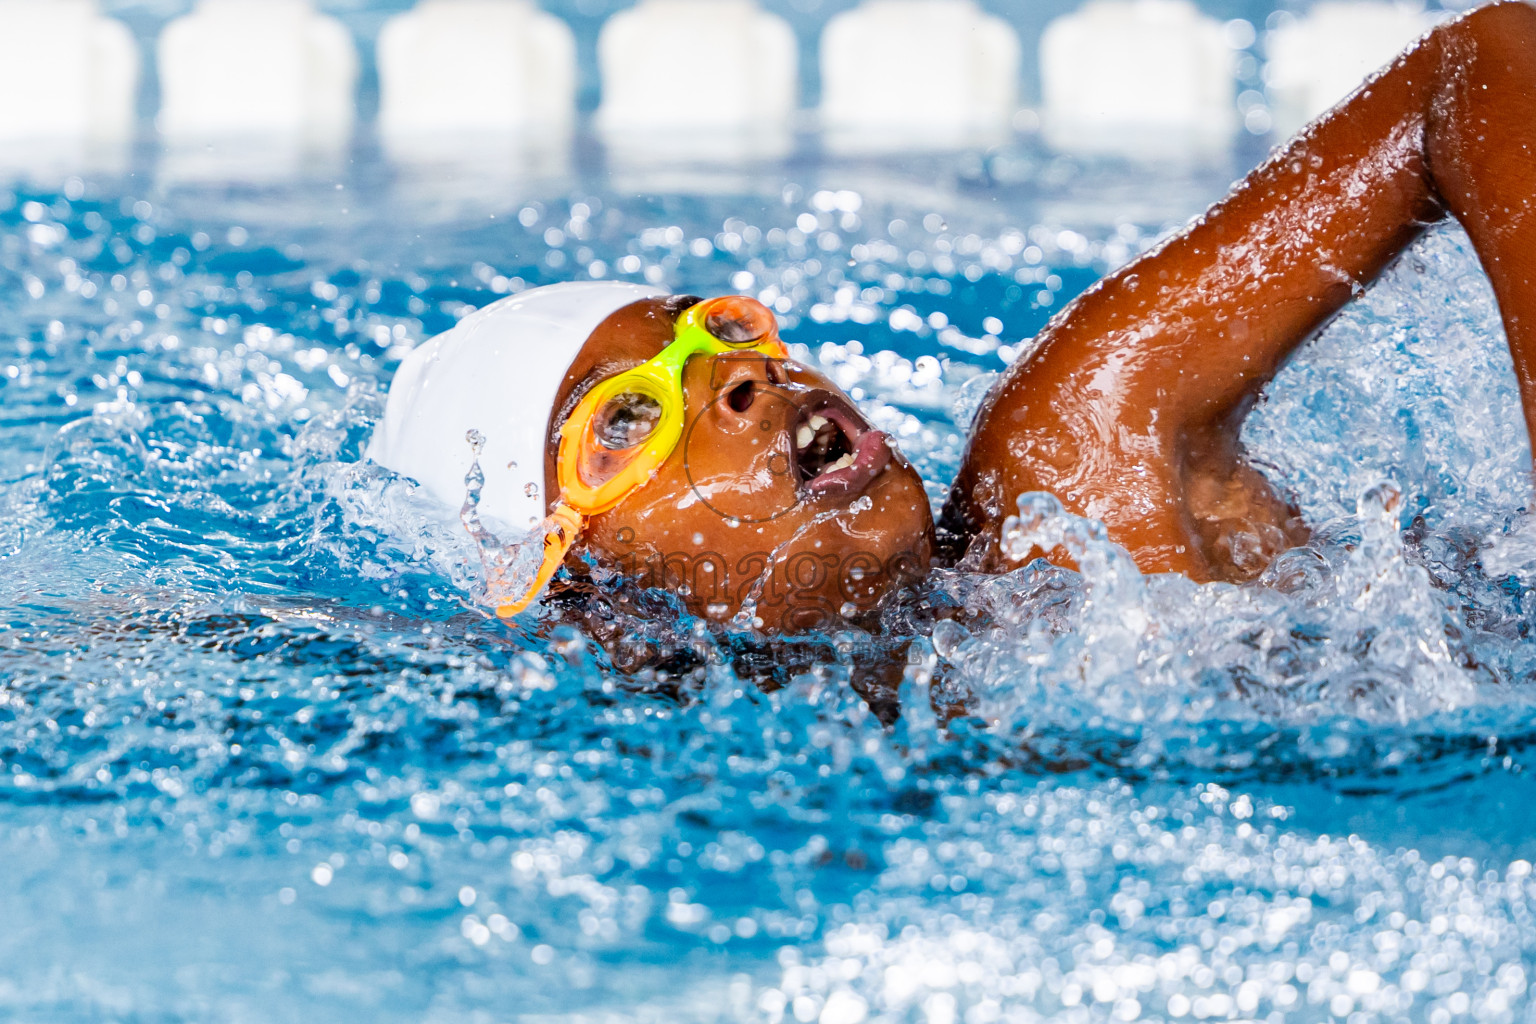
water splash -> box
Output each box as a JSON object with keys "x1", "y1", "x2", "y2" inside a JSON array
[
  {"x1": 457, "y1": 428, "x2": 543, "y2": 615},
  {"x1": 918, "y1": 480, "x2": 1481, "y2": 751},
  {"x1": 0, "y1": 170, "x2": 1531, "y2": 1022}
]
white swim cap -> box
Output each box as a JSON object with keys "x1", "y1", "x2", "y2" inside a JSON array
[{"x1": 368, "y1": 281, "x2": 667, "y2": 532}]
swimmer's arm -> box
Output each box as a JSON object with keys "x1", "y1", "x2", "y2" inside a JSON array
[{"x1": 946, "y1": 0, "x2": 1536, "y2": 579}]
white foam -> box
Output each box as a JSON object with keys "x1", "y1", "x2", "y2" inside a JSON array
[
  {"x1": 157, "y1": 0, "x2": 358, "y2": 177},
  {"x1": 819, "y1": 0, "x2": 1020, "y2": 154},
  {"x1": 378, "y1": 0, "x2": 576, "y2": 165},
  {"x1": 0, "y1": 0, "x2": 136, "y2": 148},
  {"x1": 596, "y1": 0, "x2": 797, "y2": 161},
  {"x1": 1041, "y1": 0, "x2": 1237, "y2": 159},
  {"x1": 1265, "y1": 2, "x2": 1441, "y2": 138}
]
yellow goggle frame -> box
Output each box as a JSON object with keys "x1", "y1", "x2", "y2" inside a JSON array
[{"x1": 497, "y1": 296, "x2": 788, "y2": 617}]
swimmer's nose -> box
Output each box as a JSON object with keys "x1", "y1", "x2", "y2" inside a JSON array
[{"x1": 712, "y1": 353, "x2": 789, "y2": 423}]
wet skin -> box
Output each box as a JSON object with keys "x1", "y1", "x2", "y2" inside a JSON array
[
  {"x1": 944, "y1": 0, "x2": 1536, "y2": 581},
  {"x1": 542, "y1": 297, "x2": 936, "y2": 635},
  {"x1": 541, "y1": 1, "x2": 1536, "y2": 628}
]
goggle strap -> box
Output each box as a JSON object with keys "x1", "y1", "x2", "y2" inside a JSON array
[{"x1": 496, "y1": 503, "x2": 585, "y2": 618}]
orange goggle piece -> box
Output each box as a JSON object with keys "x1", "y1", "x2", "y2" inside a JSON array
[{"x1": 496, "y1": 295, "x2": 788, "y2": 617}]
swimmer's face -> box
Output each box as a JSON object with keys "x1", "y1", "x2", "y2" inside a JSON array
[{"x1": 546, "y1": 297, "x2": 934, "y2": 633}]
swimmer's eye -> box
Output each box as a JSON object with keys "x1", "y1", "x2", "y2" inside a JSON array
[{"x1": 594, "y1": 392, "x2": 663, "y2": 450}]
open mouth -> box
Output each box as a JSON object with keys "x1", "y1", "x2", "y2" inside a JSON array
[{"x1": 790, "y1": 395, "x2": 892, "y2": 499}]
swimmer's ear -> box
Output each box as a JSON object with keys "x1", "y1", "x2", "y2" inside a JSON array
[{"x1": 661, "y1": 294, "x2": 703, "y2": 318}]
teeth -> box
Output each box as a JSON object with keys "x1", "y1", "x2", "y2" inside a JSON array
[
  {"x1": 795, "y1": 425, "x2": 815, "y2": 450},
  {"x1": 826, "y1": 453, "x2": 856, "y2": 472},
  {"x1": 809, "y1": 415, "x2": 829, "y2": 431}
]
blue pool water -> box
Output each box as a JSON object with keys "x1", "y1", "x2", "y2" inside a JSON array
[{"x1": 1, "y1": 152, "x2": 1535, "y2": 1023}]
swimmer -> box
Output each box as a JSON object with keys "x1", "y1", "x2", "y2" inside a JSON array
[{"x1": 372, "y1": 2, "x2": 1536, "y2": 636}]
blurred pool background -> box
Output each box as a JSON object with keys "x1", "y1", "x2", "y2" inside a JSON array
[
  {"x1": 1, "y1": 1, "x2": 1535, "y2": 1023},
  {"x1": 0, "y1": 0, "x2": 1482, "y2": 177}
]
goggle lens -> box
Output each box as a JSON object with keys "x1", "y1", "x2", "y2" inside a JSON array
[
  {"x1": 704, "y1": 295, "x2": 778, "y2": 346},
  {"x1": 594, "y1": 391, "x2": 663, "y2": 450}
]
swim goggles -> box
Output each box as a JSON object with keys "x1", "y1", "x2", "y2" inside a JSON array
[{"x1": 498, "y1": 295, "x2": 788, "y2": 617}]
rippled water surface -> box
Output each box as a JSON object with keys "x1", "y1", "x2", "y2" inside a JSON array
[{"x1": 2, "y1": 151, "x2": 1535, "y2": 1023}]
